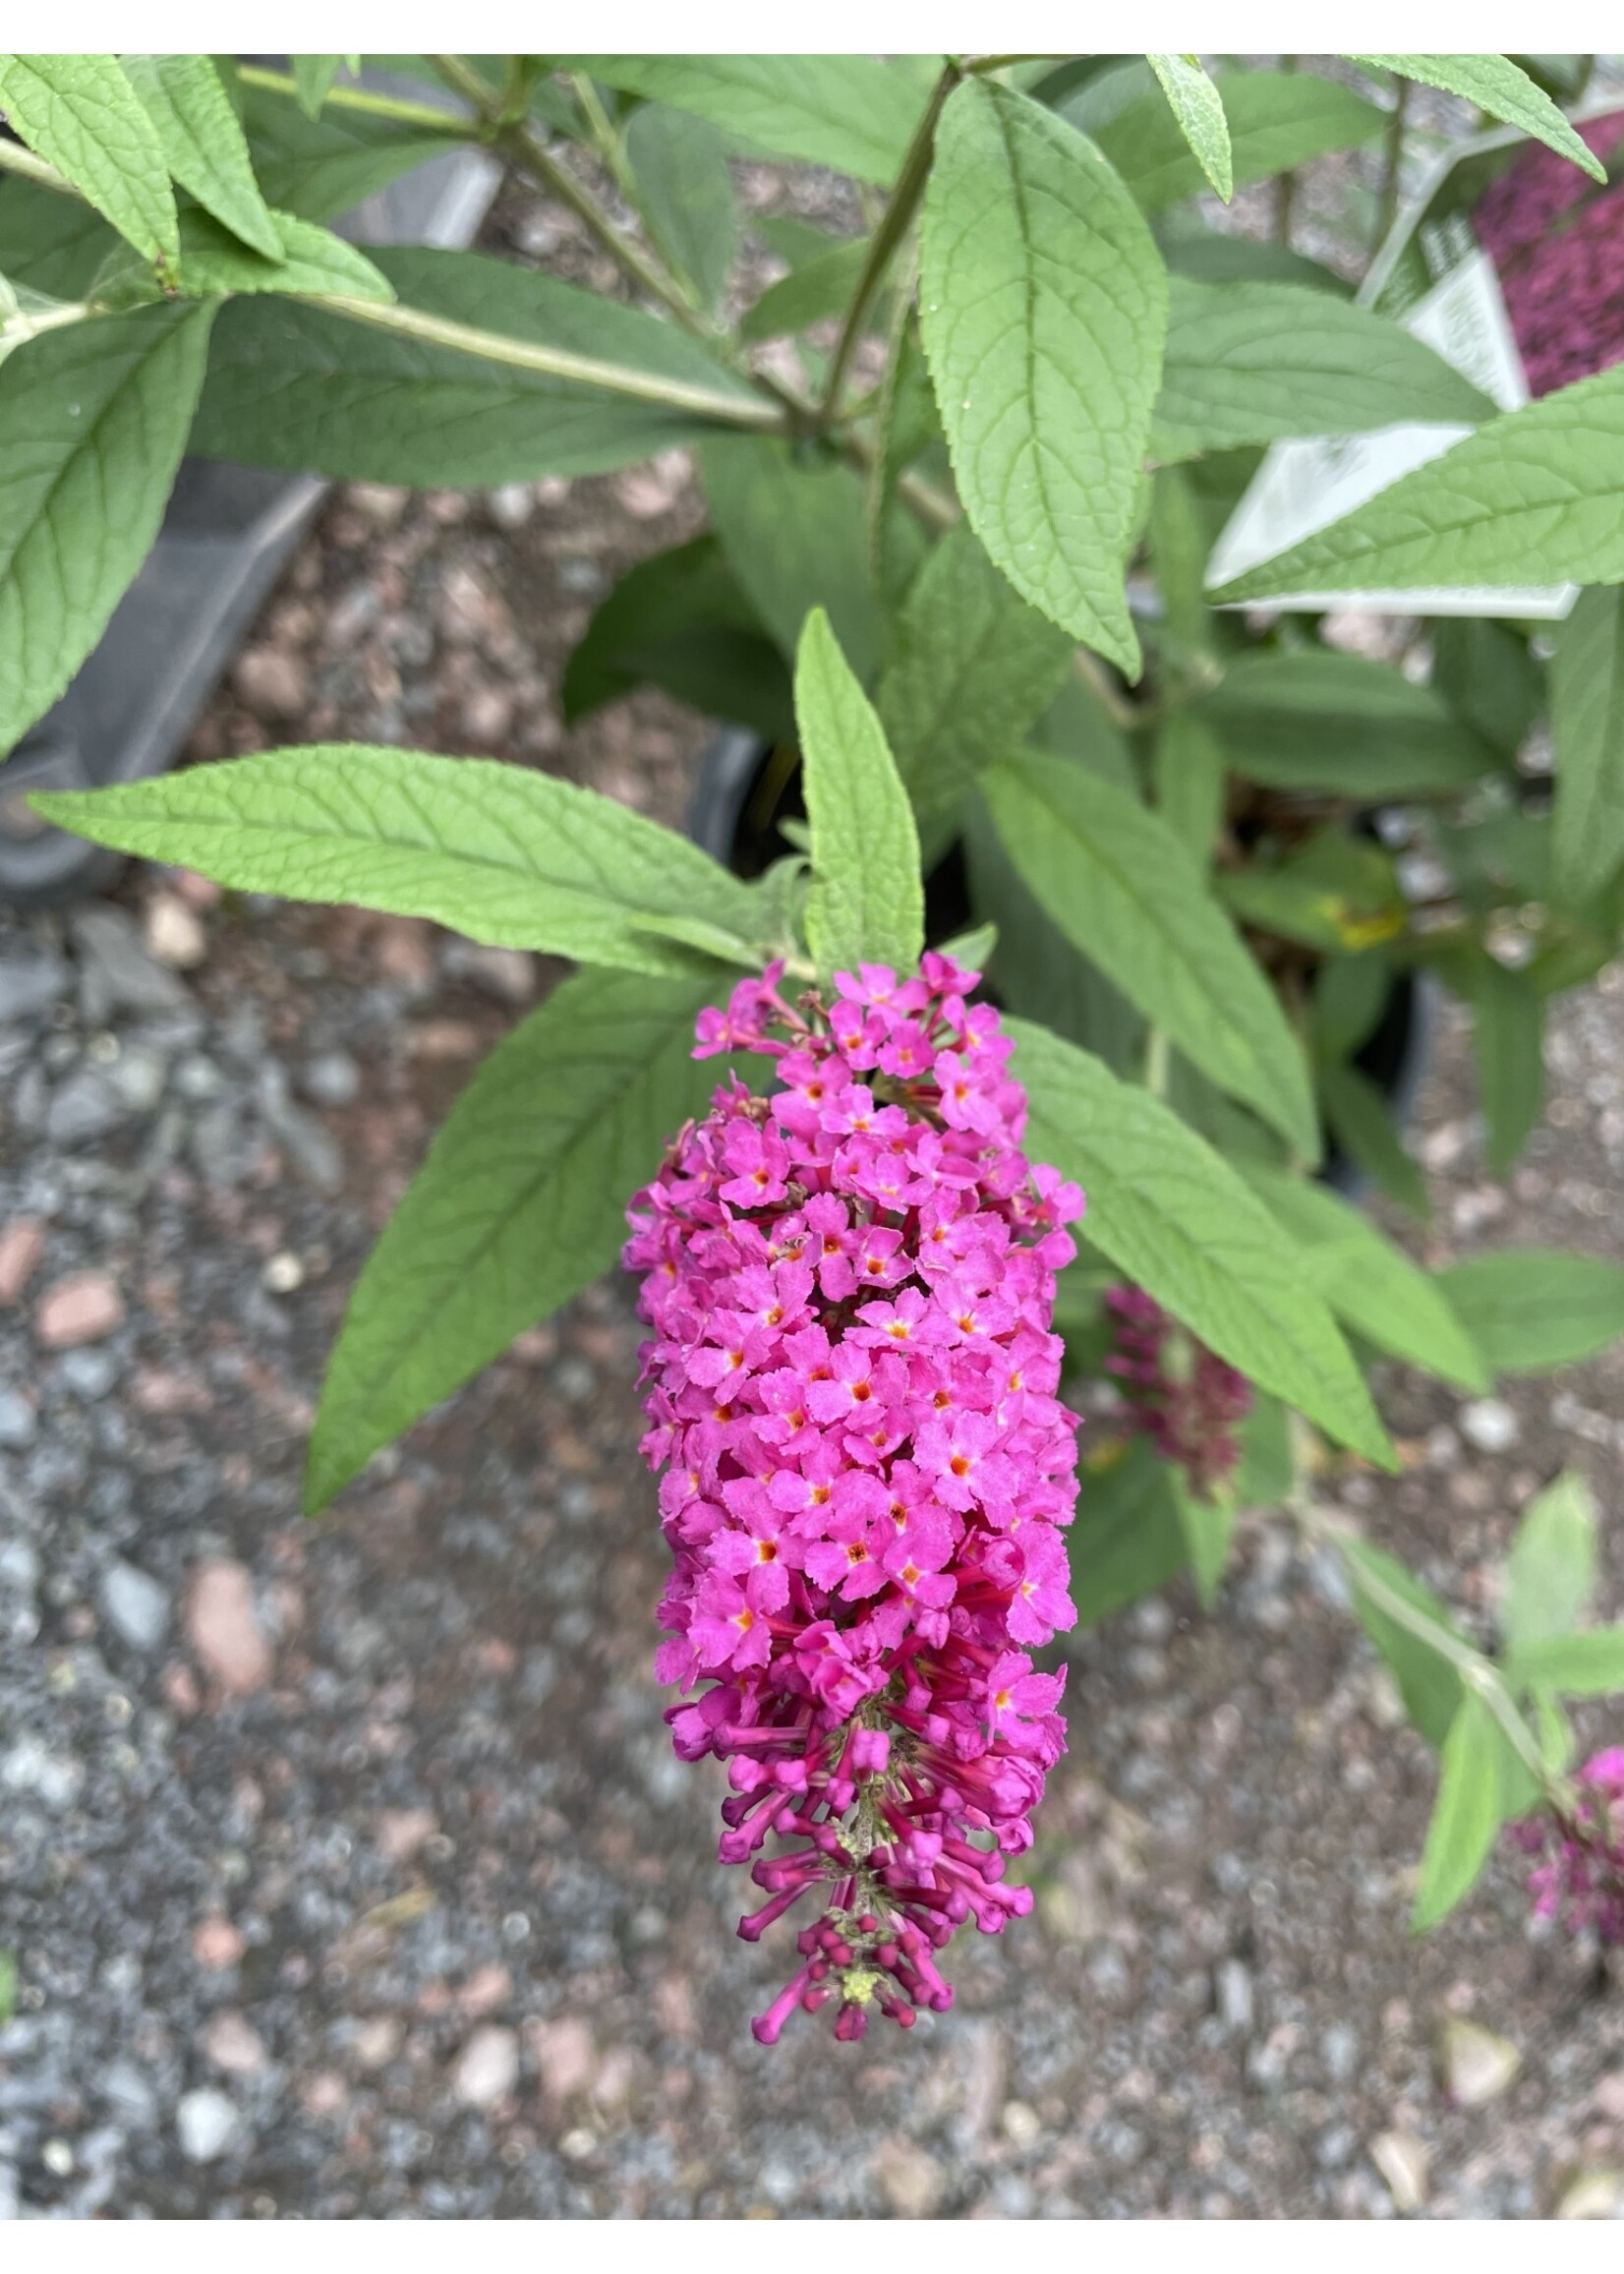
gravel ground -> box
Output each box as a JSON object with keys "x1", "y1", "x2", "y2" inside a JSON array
[{"x1": 4, "y1": 96, "x2": 1624, "y2": 2224}]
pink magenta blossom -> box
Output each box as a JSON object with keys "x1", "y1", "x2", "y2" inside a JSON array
[
  {"x1": 1104, "y1": 1284, "x2": 1251, "y2": 1499},
  {"x1": 1474, "y1": 113, "x2": 1624, "y2": 398},
  {"x1": 623, "y1": 955, "x2": 1084, "y2": 2042},
  {"x1": 1510, "y1": 1746, "x2": 1624, "y2": 1945}
]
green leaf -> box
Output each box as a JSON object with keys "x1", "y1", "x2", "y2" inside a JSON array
[
  {"x1": 1318, "y1": 1059, "x2": 1431, "y2": 1218},
  {"x1": 1435, "y1": 1250, "x2": 1624, "y2": 1374},
  {"x1": 1210, "y1": 367, "x2": 1624, "y2": 602},
  {"x1": 123, "y1": 53, "x2": 283, "y2": 261},
  {"x1": 919, "y1": 79, "x2": 1169, "y2": 676},
  {"x1": 560, "y1": 535, "x2": 792, "y2": 744},
  {"x1": 625, "y1": 103, "x2": 737, "y2": 316},
  {"x1": 1157, "y1": 215, "x2": 1351, "y2": 294},
  {"x1": 1506, "y1": 1627, "x2": 1624, "y2": 1698},
  {"x1": 1012, "y1": 1020, "x2": 1393, "y2": 1466},
  {"x1": 1341, "y1": 1537, "x2": 1464, "y2": 1747},
  {"x1": 1151, "y1": 709, "x2": 1226, "y2": 870},
  {"x1": 193, "y1": 246, "x2": 759, "y2": 486},
  {"x1": 1412, "y1": 1690, "x2": 1506, "y2": 1933},
  {"x1": 0, "y1": 175, "x2": 117, "y2": 299},
  {"x1": 1145, "y1": 55, "x2": 1233, "y2": 201},
  {"x1": 1192, "y1": 648, "x2": 1497, "y2": 797},
  {"x1": 739, "y1": 235, "x2": 868, "y2": 343},
  {"x1": 1219, "y1": 830, "x2": 1407, "y2": 957},
  {"x1": 795, "y1": 608, "x2": 923, "y2": 977},
  {"x1": 306, "y1": 967, "x2": 735, "y2": 1509},
  {"x1": 876, "y1": 521, "x2": 1075, "y2": 824},
  {"x1": 701, "y1": 435, "x2": 890, "y2": 683},
  {"x1": 0, "y1": 53, "x2": 177, "y2": 267},
  {"x1": 1347, "y1": 55, "x2": 1606, "y2": 183},
  {"x1": 293, "y1": 56, "x2": 346, "y2": 119},
  {"x1": 1240, "y1": 1164, "x2": 1488, "y2": 1392},
  {"x1": 1152, "y1": 278, "x2": 1493, "y2": 462},
  {"x1": 97, "y1": 205, "x2": 392, "y2": 303},
  {"x1": 1095, "y1": 68, "x2": 1385, "y2": 214},
  {"x1": 1502, "y1": 1472, "x2": 1599, "y2": 1658},
  {"x1": 1069, "y1": 1436, "x2": 1189, "y2": 1626},
  {"x1": 985, "y1": 751, "x2": 1319, "y2": 1160},
  {"x1": 1447, "y1": 955, "x2": 1545, "y2": 1174},
  {"x1": 963, "y1": 803, "x2": 1144, "y2": 1076},
  {"x1": 1173, "y1": 1472, "x2": 1236, "y2": 1607},
  {"x1": 1550, "y1": 588, "x2": 1624, "y2": 908},
  {"x1": 563, "y1": 55, "x2": 930, "y2": 184},
  {"x1": 0, "y1": 302, "x2": 214, "y2": 758},
  {"x1": 1431, "y1": 618, "x2": 1543, "y2": 763},
  {"x1": 1233, "y1": 1390, "x2": 1294, "y2": 1507},
  {"x1": 33, "y1": 744, "x2": 764, "y2": 978},
  {"x1": 1311, "y1": 951, "x2": 1392, "y2": 1067},
  {"x1": 239, "y1": 79, "x2": 453, "y2": 219}
]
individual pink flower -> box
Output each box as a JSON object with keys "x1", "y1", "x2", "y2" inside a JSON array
[{"x1": 623, "y1": 956, "x2": 1085, "y2": 2041}]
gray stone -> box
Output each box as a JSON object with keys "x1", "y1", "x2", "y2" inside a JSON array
[
  {"x1": 301, "y1": 1050, "x2": 361, "y2": 1108},
  {"x1": 173, "y1": 1052, "x2": 227, "y2": 1102},
  {"x1": 1216, "y1": 1958, "x2": 1254, "y2": 2034},
  {"x1": 99, "y1": 1561, "x2": 169, "y2": 1653},
  {"x1": 106, "y1": 1044, "x2": 167, "y2": 1114},
  {"x1": 176, "y1": 2087, "x2": 242, "y2": 2163},
  {"x1": 452, "y1": 2025, "x2": 519, "y2": 2108},
  {"x1": 0, "y1": 1392, "x2": 36, "y2": 1449},
  {"x1": 45, "y1": 1068, "x2": 128, "y2": 1146},
  {"x1": 1, "y1": 1737, "x2": 84, "y2": 1808},
  {"x1": 60, "y1": 1348, "x2": 119, "y2": 1402},
  {"x1": 71, "y1": 906, "x2": 192, "y2": 1022},
  {"x1": 0, "y1": 953, "x2": 67, "y2": 1023}
]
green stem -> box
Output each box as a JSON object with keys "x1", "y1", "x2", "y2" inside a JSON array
[
  {"x1": 234, "y1": 65, "x2": 469, "y2": 137},
  {"x1": 431, "y1": 53, "x2": 712, "y2": 343},
  {"x1": 1297, "y1": 1496, "x2": 1572, "y2": 1810},
  {"x1": 1371, "y1": 78, "x2": 1410, "y2": 258},
  {"x1": 1073, "y1": 647, "x2": 1146, "y2": 731},
  {"x1": 1143, "y1": 1026, "x2": 1170, "y2": 1098},
  {"x1": 0, "y1": 136, "x2": 77, "y2": 200},
  {"x1": 819, "y1": 61, "x2": 960, "y2": 420},
  {"x1": 312, "y1": 292, "x2": 783, "y2": 429},
  {"x1": 1275, "y1": 55, "x2": 1299, "y2": 246}
]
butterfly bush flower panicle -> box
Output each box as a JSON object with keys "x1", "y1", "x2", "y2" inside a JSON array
[
  {"x1": 1104, "y1": 1285, "x2": 1251, "y2": 1499},
  {"x1": 1509, "y1": 1746, "x2": 1624, "y2": 1946},
  {"x1": 622, "y1": 954, "x2": 1085, "y2": 2042}
]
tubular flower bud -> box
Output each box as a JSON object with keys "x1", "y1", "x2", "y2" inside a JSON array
[
  {"x1": 1509, "y1": 1747, "x2": 1624, "y2": 1945},
  {"x1": 623, "y1": 955, "x2": 1084, "y2": 2040},
  {"x1": 1103, "y1": 1284, "x2": 1251, "y2": 1499}
]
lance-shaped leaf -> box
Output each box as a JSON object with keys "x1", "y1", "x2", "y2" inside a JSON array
[
  {"x1": 1146, "y1": 55, "x2": 1233, "y2": 201},
  {"x1": 625, "y1": 103, "x2": 738, "y2": 316},
  {"x1": 1436, "y1": 1250, "x2": 1624, "y2": 1373},
  {"x1": 1501, "y1": 1472, "x2": 1598, "y2": 1658},
  {"x1": 562, "y1": 55, "x2": 930, "y2": 185},
  {"x1": 1507, "y1": 1628, "x2": 1624, "y2": 1698},
  {"x1": 1341, "y1": 1536, "x2": 1464, "y2": 1746},
  {"x1": 1240, "y1": 1163, "x2": 1487, "y2": 1392},
  {"x1": 796, "y1": 609, "x2": 923, "y2": 977},
  {"x1": 0, "y1": 302, "x2": 214, "y2": 758},
  {"x1": 701, "y1": 436, "x2": 891, "y2": 682},
  {"x1": 1347, "y1": 55, "x2": 1605, "y2": 183},
  {"x1": 1094, "y1": 68, "x2": 1385, "y2": 214},
  {"x1": 305, "y1": 967, "x2": 737, "y2": 1510},
  {"x1": 238, "y1": 80, "x2": 455, "y2": 219},
  {"x1": 1412, "y1": 1690, "x2": 1508, "y2": 1933},
  {"x1": 293, "y1": 56, "x2": 347, "y2": 118},
  {"x1": 1192, "y1": 648, "x2": 1498, "y2": 797},
  {"x1": 985, "y1": 751, "x2": 1319, "y2": 1160},
  {"x1": 94, "y1": 207, "x2": 392, "y2": 303},
  {"x1": 34, "y1": 744, "x2": 765, "y2": 978},
  {"x1": 920, "y1": 79, "x2": 1169, "y2": 675},
  {"x1": 1069, "y1": 1436, "x2": 1189, "y2": 1626},
  {"x1": 1152, "y1": 278, "x2": 1493, "y2": 461},
  {"x1": 1210, "y1": 366, "x2": 1624, "y2": 602},
  {"x1": 192, "y1": 246, "x2": 765, "y2": 487},
  {"x1": 1011, "y1": 1020, "x2": 1392, "y2": 1466},
  {"x1": 0, "y1": 53, "x2": 178, "y2": 266},
  {"x1": 123, "y1": 52, "x2": 283, "y2": 260},
  {"x1": 1550, "y1": 588, "x2": 1624, "y2": 907},
  {"x1": 877, "y1": 521, "x2": 1075, "y2": 823}
]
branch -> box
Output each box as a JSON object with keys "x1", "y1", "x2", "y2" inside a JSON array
[{"x1": 312, "y1": 293, "x2": 783, "y2": 430}]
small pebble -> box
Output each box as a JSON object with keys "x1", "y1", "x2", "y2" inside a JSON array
[
  {"x1": 176, "y1": 2087, "x2": 241, "y2": 2164},
  {"x1": 1460, "y1": 1398, "x2": 1520, "y2": 1454},
  {"x1": 262, "y1": 1253, "x2": 306, "y2": 1295},
  {"x1": 452, "y1": 2024, "x2": 519, "y2": 2108},
  {"x1": 99, "y1": 1562, "x2": 169, "y2": 1653},
  {"x1": 1438, "y1": 2015, "x2": 1522, "y2": 2107},
  {"x1": 1369, "y1": 2129, "x2": 1429, "y2": 2213}
]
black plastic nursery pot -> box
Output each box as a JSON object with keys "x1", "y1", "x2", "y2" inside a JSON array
[{"x1": 689, "y1": 728, "x2": 1433, "y2": 1201}]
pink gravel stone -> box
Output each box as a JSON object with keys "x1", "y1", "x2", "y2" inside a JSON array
[{"x1": 35, "y1": 1270, "x2": 123, "y2": 1348}]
